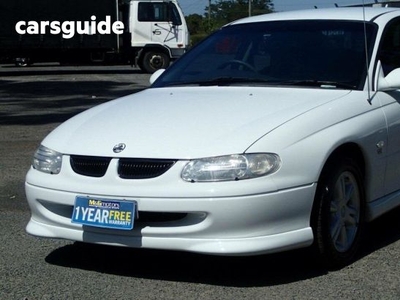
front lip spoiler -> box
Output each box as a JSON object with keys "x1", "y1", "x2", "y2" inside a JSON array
[{"x1": 26, "y1": 217, "x2": 314, "y2": 256}]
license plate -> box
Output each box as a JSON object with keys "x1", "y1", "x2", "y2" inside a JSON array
[{"x1": 72, "y1": 196, "x2": 135, "y2": 230}]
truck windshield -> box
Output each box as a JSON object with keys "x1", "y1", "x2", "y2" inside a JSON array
[{"x1": 153, "y1": 20, "x2": 377, "y2": 90}]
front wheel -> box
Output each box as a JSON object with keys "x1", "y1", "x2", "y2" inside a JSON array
[
  {"x1": 15, "y1": 57, "x2": 31, "y2": 67},
  {"x1": 140, "y1": 51, "x2": 170, "y2": 74},
  {"x1": 312, "y1": 158, "x2": 365, "y2": 269}
]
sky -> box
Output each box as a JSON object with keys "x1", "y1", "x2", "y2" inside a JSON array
[{"x1": 178, "y1": 0, "x2": 373, "y2": 16}]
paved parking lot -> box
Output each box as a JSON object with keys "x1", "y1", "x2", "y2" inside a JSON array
[{"x1": 0, "y1": 64, "x2": 399, "y2": 299}]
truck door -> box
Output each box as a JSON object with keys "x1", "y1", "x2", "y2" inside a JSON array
[{"x1": 137, "y1": 1, "x2": 185, "y2": 49}]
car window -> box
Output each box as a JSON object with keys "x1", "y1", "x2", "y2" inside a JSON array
[
  {"x1": 153, "y1": 20, "x2": 377, "y2": 90},
  {"x1": 379, "y1": 18, "x2": 400, "y2": 76}
]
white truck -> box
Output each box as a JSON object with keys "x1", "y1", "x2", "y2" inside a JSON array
[{"x1": 0, "y1": 0, "x2": 189, "y2": 73}]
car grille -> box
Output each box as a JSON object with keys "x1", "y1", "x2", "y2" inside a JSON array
[
  {"x1": 70, "y1": 156, "x2": 176, "y2": 179},
  {"x1": 70, "y1": 156, "x2": 112, "y2": 177},
  {"x1": 118, "y1": 158, "x2": 176, "y2": 179},
  {"x1": 137, "y1": 212, "x2": 188, "y2": 223}
]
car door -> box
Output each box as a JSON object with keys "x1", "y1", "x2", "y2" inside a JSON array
[{"x1": 376, "y1": 18, "x2": 400, "y2": 195}]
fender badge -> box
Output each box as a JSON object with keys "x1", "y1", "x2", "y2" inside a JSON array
[{"x1": 113, "y1": 143, "x2": 126, "y2": 153}]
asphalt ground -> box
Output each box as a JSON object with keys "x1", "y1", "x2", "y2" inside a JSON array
[{"x1": 0, "y1": 63, "x2": 399, "y2": 299}]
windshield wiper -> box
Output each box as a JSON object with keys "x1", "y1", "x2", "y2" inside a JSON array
[
  {"x1": 276, "y1": 80, "x2": 355, "y2": 89},
  {"x1": 199, "y1": 77, "x2": 250, "y2": 86},
  {"x1": 162, "y1": 77, "x2": 270, "y2": 87}
]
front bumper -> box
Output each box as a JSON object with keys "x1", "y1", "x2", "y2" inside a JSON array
[{"x1": 25, "y1": 180, "x2": 316, "y2": 256}]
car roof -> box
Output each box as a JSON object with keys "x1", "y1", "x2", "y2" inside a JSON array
[{"x1": 229, "y1": 7, "x2": 400, "y2": 25}]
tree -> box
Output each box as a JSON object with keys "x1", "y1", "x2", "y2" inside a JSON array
[
  {"x1": 206, "y1": 0, "x2": 274, "y2": 30},
  {"x1": 185, "y1": 14, "x2": 205, "y2": 35},
  {"x1": 185, "y1": 0, "x2": 274, "y2": 45}
]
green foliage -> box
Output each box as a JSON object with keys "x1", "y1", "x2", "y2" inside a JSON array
[
  {"x1": 208, "y1": 0, "x2": 273, "y2": 25},
  {"x1": 185, "y1": 13, "x2": 205, "y2": 35},
  {"x1": 185, "y1": 0, "x2": 274, "y2": 46},
  {"x1": 190, "y1": 33, "x2": 209, "y2": 46}
]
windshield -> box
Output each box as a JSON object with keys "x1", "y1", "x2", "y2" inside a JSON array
[{"x1": 152, "y1": 20, "x2": 377, "y2": 90}]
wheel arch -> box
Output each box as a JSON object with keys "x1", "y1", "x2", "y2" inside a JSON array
[
  {"x1": 310, "y1": 142, "x2": 367, "y2": 268},
  {"x1": 311, "y1": 141, "x2": 368, "y2": 228},
  {"x1": 320, "y1": 143, "x2": 366, "y2": 182}
]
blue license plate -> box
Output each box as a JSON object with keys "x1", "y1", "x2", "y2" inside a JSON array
[{"x1": 72, "y1": 196, "x2": 135, "y2": 230}]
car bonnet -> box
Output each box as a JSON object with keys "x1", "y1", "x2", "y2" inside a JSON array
[{"x1": 42, "y1": 86, "x2": 351, "y2": 159}]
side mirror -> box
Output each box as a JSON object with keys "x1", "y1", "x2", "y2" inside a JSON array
[
  {"x1": 149, "y1": 69, "x2": 165, "y2": 85},
  {"x1": 376, "y1": 62, "x2": 400, "y2": 91}
]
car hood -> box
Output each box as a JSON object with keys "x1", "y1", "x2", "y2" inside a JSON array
[{"x1": 43, "y1": 87, "x2": 351, "y2": 159}]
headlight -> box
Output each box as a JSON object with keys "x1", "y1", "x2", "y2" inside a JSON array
[
  {"x1": 181, "y1": 153, "x2": 281, "y2": 182},
  {"x1": 32, "y1": 145, "x2": 63, "y2": 174}
]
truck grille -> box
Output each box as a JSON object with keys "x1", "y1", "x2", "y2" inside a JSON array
[{"x1": 70, "y1": 156, "x2": 176, "y2": 179}]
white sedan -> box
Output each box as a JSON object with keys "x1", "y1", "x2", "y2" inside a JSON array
[{"x1": 26, "y1": 6, "x2": 400, "y2": 268}]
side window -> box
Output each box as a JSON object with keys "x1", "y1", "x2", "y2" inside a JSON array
[
  {"x1": 138, "y1": 2, "x2": 181, "y2": 24},
  {"x1": 379, "y1": 19, "x2": 400, "y2": 75}
]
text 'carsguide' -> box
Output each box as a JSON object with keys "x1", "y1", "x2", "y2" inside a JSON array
[{"x1": 15, "y1": 15, "x2": 124, "y2": 39}]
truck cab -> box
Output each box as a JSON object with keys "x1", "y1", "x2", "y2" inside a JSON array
[
  {"x1": 0, "y1": 0, "x2": 189, "y2": 73},
  {"x1": 128, "y1": 0, "x2": 189, "y2": 73}
]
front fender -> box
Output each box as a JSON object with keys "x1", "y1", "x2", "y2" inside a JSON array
[{"x1": 246, "y1": 91, "x2": 387, "y2": 202}]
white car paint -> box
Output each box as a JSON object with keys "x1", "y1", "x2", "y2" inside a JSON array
[
  {"x1": 42, "y1": 88, "x2": 351, "y2": 158},
  {"x1": 25, "y1": 7, "x2": 400, "y2": 266}
]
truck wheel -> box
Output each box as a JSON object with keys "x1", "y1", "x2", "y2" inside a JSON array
[
  {"x1": 141, "y1": 51, "x2": 170, "y2": 73},
  {"x1": 15, "y1": 57, "x2": 31, "y2": 67},
  {"x1": 311, "y1": 157, "x2": 365, "y2": 269}
]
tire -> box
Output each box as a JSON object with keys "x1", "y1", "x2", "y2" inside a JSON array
[
  {"x1": 311, "y1": 157, "x2": 365, "y2": 269},
  {"x1": 140, "y1": 51, "x2": 170, "y2": 73},
  {"x1": 15, "y1": 57, "x2": 31, "y2": 67}
]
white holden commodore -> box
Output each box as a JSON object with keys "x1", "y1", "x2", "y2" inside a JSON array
[{"x1": 26, "y1": 6, "x2": 400, "y2": 268}]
